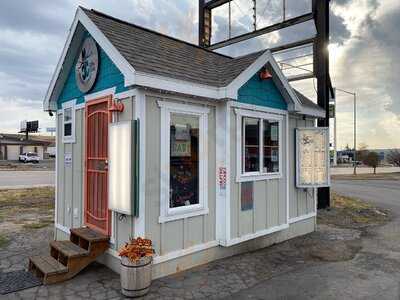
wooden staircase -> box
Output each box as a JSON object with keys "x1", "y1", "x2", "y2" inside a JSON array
[{"x1": 28, "y1": 227, "x2": 109, "y2": 284}]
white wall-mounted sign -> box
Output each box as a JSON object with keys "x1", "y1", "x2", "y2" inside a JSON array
[
  {"x1": 296, "y1": 128, "x2": 330, "y2": 188},
  {"x1": 64, "y1": 153, "x2": 72, "y2": 166},
  {"x1": 108, "y1": 121, "x2": 135, "y2": 215}
]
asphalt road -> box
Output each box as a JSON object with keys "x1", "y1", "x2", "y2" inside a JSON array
[
  {"x1": 0, "y1": 171, "x2": 55, "y2": 189},
  {"x1": 331, "y1": 179, "x2": 400, "y2": 210}
]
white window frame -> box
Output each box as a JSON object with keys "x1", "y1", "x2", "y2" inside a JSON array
[
  {"x1": 235, "y1": 108, "x2": 283, "y2": 182},
  {"x1": 62, "y1": 100, "x2": 76, "y2": 143},
  {"x1": 158, "y1": 100, "x2": 210, "y2": 223}
]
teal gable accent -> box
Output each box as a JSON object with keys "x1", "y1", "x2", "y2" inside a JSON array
[
  {"x1": 57, "y1": 33, "x2": 127, "y2": 109},
  {"x1": 237, "y1": 73, "x2": 287, "y2": 110}
]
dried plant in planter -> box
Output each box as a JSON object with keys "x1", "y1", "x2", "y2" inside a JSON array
[{"x1": 119, "y1": 237, "x2": 155, "y2": 262}]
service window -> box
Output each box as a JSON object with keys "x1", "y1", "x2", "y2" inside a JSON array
[
  {"x1": 158, "y1": 101, "x2": 209, "y2": 223},
  {"x1": 62, "y1": 101, "x2": 75, "y2": 143},
  {"x1": 236, "y1": 109, "x2": 283, "y2": 182}
]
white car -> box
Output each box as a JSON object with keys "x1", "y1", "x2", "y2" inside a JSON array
[{"x1": 19, "y1": 152, "x2": 40, "y2": 163}]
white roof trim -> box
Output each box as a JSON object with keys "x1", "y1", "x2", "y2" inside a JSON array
[
  {"x1": 298, "y1": 105, "x2": 325, "y2": 118},
  {"x1": 43, "y1": 7, "x2": 136, "y2": 112},
  {"x1": 135, "y1": 71, "x2": 222, "y2": 100}
]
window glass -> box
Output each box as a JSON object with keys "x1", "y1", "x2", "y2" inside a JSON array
[
  {"x1": 64, "y1": 123, "x2": 72, "y2": 137},
  {"x1": 64, "y1": 108, "x2": 72, "y2": 122},
  {"x1": 263, "y1": 120, "x2": 279, "y2": 173},
  {"x1": 169, "y1": 113, "x2": 199, "y2": 208},
  {"x1": 243, "y1": 117, "x2": 260, "y2": 172}
]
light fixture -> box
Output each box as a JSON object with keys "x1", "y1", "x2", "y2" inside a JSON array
[
  {"x1": 108, "y1": 120, "x2": 134, "y2": 215},
  {"x1": 259, "y1": 68, "x2": 272, "y2": 80}
]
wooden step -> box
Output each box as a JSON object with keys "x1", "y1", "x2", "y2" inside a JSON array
[
  {"x1": 70, "y1": 227, "x2": 109, "y2": 243},
  {"x1": 29, "y1": 255, "x2": 68, "y2": 282},
  {"x1": 29, "y1": 227, "x2": 110, "y2": 285},
  {"x1": 50, "y1": 240, "x2": 89, "y2": 258}
]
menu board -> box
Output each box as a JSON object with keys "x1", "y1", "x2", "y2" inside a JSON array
[{"x1": 296, "y1": 128, "x2": 330, "y2": 188}]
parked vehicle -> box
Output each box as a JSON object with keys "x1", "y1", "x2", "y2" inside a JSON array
[{"x1": 19, "y1": 152, "x2": 40, "y2": 163}]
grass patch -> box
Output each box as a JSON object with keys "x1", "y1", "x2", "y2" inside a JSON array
[
  {"x1": 318, "y1": 192, "x2": 390, "y2": 228},
  {"x1": 0, "y1": 234, "x2": 9, "y2": 248},
  {"x1": 0, "y1": 187, "x2": 55, "y2": 208},
  {"x1": 23, "y1": 219, "x2": 53, "y2": 230}
]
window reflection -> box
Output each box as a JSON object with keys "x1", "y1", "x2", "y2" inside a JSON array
[{"x1": 170, "y1": 113, "x2": 199, "y2": 208}]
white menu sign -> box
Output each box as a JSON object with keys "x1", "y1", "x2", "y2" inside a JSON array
[{"x1": 296, "y1": 128, "x2": 330, "y2": 188}]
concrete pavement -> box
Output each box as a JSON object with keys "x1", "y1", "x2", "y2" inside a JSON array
[
  {"x1": 2, "y1": 179, "x2": 400, "y2": 299},
  {"x1": 227, "y1": 179, "x2": 400, "y2": 299},
  {"x1": 0, "y1": 171, "x2": 54, "y2": 189}
]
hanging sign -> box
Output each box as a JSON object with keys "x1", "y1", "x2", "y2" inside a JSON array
[
  {"x1": 75, "y1": 37, "x2": 99, "y2": 93},
  {"x1": 296, "y1": 128, "x2": 330, "y2": 188},
  {"x1": 171, "y1": 124, "x2": 191, "y2": 157}
]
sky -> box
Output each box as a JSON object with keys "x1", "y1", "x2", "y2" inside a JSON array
[{"x1": 0, "y1": 0, "x2": 399, "y2": 149}]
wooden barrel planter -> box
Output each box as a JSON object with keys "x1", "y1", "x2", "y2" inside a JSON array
[{"x1": 120, "y1": 256, "x2": 153, "y2": 298}]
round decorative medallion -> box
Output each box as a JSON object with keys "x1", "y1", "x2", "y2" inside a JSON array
[{"x1": 75, "y1": 37, "x2": 99, "y2": 93}]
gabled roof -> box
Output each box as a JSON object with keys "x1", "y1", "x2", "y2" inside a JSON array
[
  {"x1": 44, "y1": 7, "x2": 324, "y2": 118},
  {"x1": 83, "y1": 8, "x2": 265, "y2": 88}
]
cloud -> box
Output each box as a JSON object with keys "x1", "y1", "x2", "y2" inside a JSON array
[{"x1": 0, "y1": 0, "x2": 398, "y2": 150}]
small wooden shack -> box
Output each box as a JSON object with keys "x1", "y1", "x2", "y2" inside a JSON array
[{"x1": 41, "y1": 7, "x2": 329, "y2": 280}]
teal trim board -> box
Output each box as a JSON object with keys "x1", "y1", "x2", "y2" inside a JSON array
[
  {"x1": 237, "y1": 73, "x2": 287, "y2": 110},
  {"x1": 57, "y1": 32, "x2": 127, "y2": 109}
]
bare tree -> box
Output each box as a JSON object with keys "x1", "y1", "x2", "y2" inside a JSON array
[
  {"x1": 363, "y1": 152, "x2": 380, "y2": 174},
  {"x1": 387, "y1": 150, "x2": 400, "y2": 167},
  {"x1": 357, "y1": 143, "x2": 369, "y2": 163}
]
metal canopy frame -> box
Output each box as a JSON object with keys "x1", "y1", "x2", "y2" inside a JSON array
[{"x1": 199, "y1": 0, "x2": 331, "y2": 208}]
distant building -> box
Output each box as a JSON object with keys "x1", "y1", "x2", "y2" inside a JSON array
[
  {"x1": 0, "y1": 133, "x2": 55, "y2": 161},
  {"x1": 337, "y1": 148, "x2": 400, "y2": 165},
  {"x1": 368, "y1": 149, "x2": 400, "y2": 164}
]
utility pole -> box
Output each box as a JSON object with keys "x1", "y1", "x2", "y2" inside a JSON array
[{"x1": 313, "y1": 0, "x2": 330, "y2": 209}]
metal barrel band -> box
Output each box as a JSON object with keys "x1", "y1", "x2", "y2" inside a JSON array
[{"x1": 121, "y1": 261, "x2": 152, "y2": 268}]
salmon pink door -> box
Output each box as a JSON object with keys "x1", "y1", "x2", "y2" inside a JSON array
[{"x1": 84, "y1": 96, "x2": 112, "y2": 236}]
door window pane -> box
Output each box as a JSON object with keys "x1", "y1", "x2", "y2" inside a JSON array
[
  {"x1": 64, "y1": 108, "x2": 72, "y2": 122},
  {"x1": 243, "y1": 117, "x2": 260, "y2": 172},
  {"x1": 64, "y1": 123, "x2": 72, "y2": 137},
  {"x1": 170, "y1": 113, "x2": 199, "y2": 208},
  {"x1": 263, "y1": 120, "x2": 279, "y2": 173}
]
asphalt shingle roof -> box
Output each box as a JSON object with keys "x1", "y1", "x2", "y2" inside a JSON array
[
  {"x1": 83, "y1": 8, "x2": 265, "y2": 87},
  {"x1": 294, "y1": 90, "x2": 325, "y2": 114}
]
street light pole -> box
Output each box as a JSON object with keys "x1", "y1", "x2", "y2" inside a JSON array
[
  {"x1": 353, "y1": 92, "x2": 357, "y2": 175},
  {"x1": 335, "y1": 88, "x2": 357, "y2": 174}
]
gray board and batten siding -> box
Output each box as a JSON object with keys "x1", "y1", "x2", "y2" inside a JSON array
[
  {"x1": 144, "y1": 95, "x2": 217, "y2": 256},
  {"x1": 228, "y1": 107, "x2": 316, "y2": 241},
  {"x1": 55, "y1": 96, "x2": 137, "y2": 251}
]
